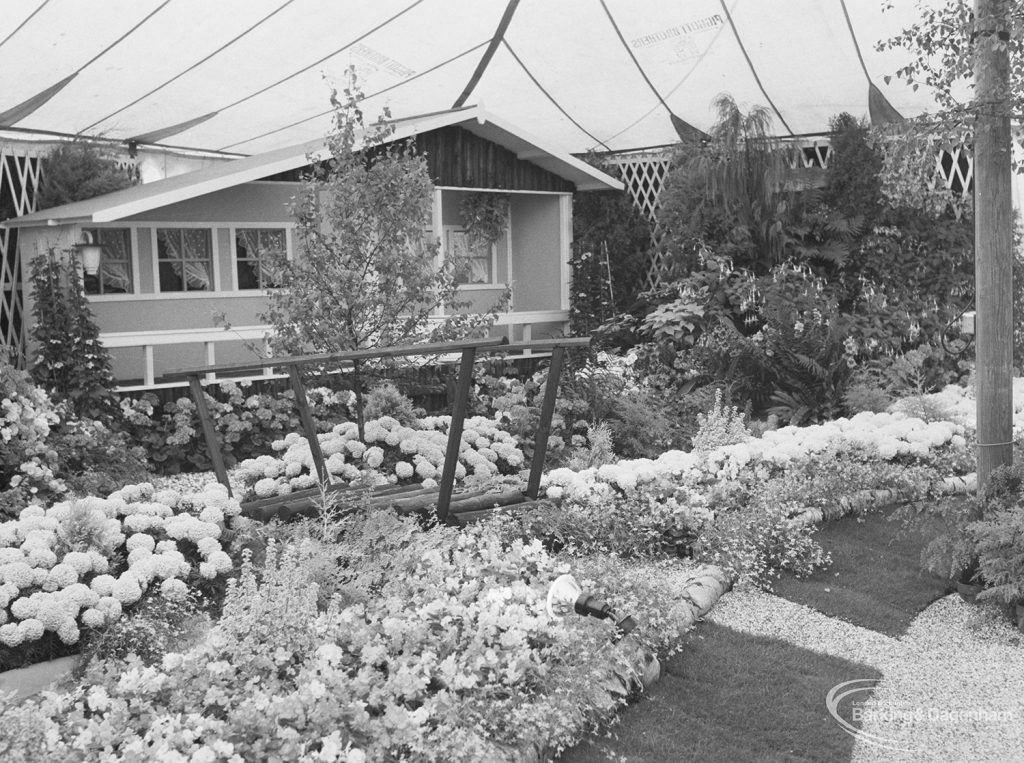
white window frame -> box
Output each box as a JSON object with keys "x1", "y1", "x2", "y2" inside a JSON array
[
  {"x1": 79, "y1": 225, "x2": 141, "y2": 298},
  {"x1": 229, "y1": 225, "x2": 293, "y2": 292},
  {"x1": 153, "y1": 225, "x2": 218, "y2": 295},
  {"x1": 445, "y1": 225, "x2": 499, "y2": 290}
]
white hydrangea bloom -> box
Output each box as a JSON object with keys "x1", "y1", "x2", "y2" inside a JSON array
[
  {"x1": 17, "y1": 618, "x2": 44, "y2": 642},
  {"x1": 290, "y1": 473, "x2": 318, "y2": 491},
  {"x1": 153, "y1": 489, "x2": 181, "y2": 508},
  {"x1": 56, "y1": 620, "x2": 80, "y2": 645},
  {"x1": 254, "y1": 478, "x2": 280, "y2": 498},
  {"x1": 42, "y1": 563, "x2": 78, "y2": 591},
  {"x1": 364, "y1": 447, "x2": 385, "y2": 469},
  {"x1": 0, "y1": 623, "x2": 24, "y2": 647},
  {"x1": 123, "y1": 514, "x2": 163, "y2": 533},
  {"x1": 395, "y1": 461, "x2": 414, "y2": 480},
  {"x1": 198, "y1": 506, "x2": 224, "y2": 525},
  {"x1": 208, "y1": 550, "x2": 233, "y2": 574},
  {"x1": 0, "y1": 582, "x2": 18, "y2": 609},
  {"x1": 127, "y1": 547, "x2": 152, "y2": 567},
  {"x1": 160, "y1": 578, "x2": 189, "y2": 602},
  {"x1": 196, "y1": 537, "x2": 220, "y2": 558},
  {"x1": 35, "y1": 596, "x2": 75, "y2": 631},
  {"x1": 81, "y1": 607, "x2": 106, "y2": 629},
  {"x1": 56, "y1": 551, "x2": 90, "y2": 576},
  {"x1": 18, "y1": 506, "x2": 45, "y2": 521},
  {"x1": 26, "y1": 547, "x2": 57, "y2": 570},
  {"x1": 96, "y1": 596, "x2": 122, "y2": 621},
  {"x1": 86, "y1": 550, "x2": 109, "y2": 575},
  {"x1": 126, "y1": 533, "x2": 156, "y2": 553},
  {"x1": 10, "y1": 595, "x2": 37, "y2": 620},
  {"x1": 112, "y1": 574, "x2": 143, "y2": 605},
  {"x1": 62, "y1": 583, "x2": 98, "y2": 608}
]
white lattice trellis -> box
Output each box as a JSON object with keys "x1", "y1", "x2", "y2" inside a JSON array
[
  {"x1": 603, "y1": 150, "x2": 673, "y2": 289},
  {"x1": 604, "y1": 137, "x2": 973, "y2": 289},
  {"x1": 1, "y1": 145, "x2": 44, "y2": 367}
]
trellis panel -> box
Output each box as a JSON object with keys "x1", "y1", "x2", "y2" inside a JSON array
[
  {"x1": 1, "y1": 146, "x2": 43, "y2": 367},
  {"x1": 603, "y1": 138, "x2": 973, "y2": 290}
]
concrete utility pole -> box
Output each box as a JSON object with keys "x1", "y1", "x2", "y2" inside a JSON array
[{"x1": 973, "y1": 0, "x2": 1014, "y2": 491}]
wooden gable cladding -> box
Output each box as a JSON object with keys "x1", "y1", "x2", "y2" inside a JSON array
[{"x1": 413, "y1": 126, "x2": 575, "y2": 192}]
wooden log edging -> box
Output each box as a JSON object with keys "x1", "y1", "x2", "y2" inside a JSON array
[
  {"x1": 789, "y1": 473, "x2": 977, "y2": 527},
  {"x1": 499, "y1": 565, "x2": 732, "y2": 763}
]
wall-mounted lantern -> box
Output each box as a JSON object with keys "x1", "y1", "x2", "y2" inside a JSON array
[{"x1": 73, "y1": 230, "x2": 103, "y2": 276}]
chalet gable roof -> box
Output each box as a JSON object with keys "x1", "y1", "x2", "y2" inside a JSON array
[{"x1": 5, "y1": 105, "x2": 622, "y2": 228}]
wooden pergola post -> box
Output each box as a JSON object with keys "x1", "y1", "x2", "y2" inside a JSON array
[{"x1": 973, "y1": 0, "x2": 1014, "y2": 492}]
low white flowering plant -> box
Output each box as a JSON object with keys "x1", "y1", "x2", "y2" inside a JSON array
[
  {"x1": 2, "y1": 512, "x2": 718, "y2": 762},
  {"x1": 0, "y1": 481, "x2": 239, "y2": 668},
  {"x1": 236, "y1": 413, "x2": 526, "y2": 500}
]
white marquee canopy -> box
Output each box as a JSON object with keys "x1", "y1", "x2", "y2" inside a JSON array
[{"x1": 0, "y1": 0, "x2": 961, "y2": 158}]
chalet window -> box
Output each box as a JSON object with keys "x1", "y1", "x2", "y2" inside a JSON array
[
  {"x1": 157, "y1": 228, "x2": 213, "y2": 292},
  {"x1": 81, "y1": 227, "x2": 132, "y2": 295},
  {"x1": 235, "y1": 228, "x2": 286, "y2": 289},
  {"x1": 448, "y1": 229, "x2": 495, "y2": 285}
]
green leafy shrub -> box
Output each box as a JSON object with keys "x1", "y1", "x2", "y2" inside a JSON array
[
  {"x1": 28, "y1": 251, "x2": 121, "y2": 427},
  {"x1": 966, "y1": 463, "x2": 1024, "y2": 607},
  {"x1": 519, "y1": 479, "x2": 713, "y2": 559},
  {"x1": 570, "y1": 164, "x2": 651, "y2": 337},
  {"x1": 119, "y1": 380, "x2": 354, "y2": 473},
  {"x1": 76, "y1": 589, "x2": 208, "y2": 670},
  {"x1": 694, "y1": 502, "x2": 829, "y2": 585},
  {"x1": 633, "y1": 100, "x2": 972, "y2": 416},
  {"x1": 35, "y1": 142, "x2": 137, "y2": 210},
  {"x1": 361, "y1": 381, "x2": 422, "y2": 426}
]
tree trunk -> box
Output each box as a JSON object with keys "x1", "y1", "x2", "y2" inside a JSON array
[{"x1": 973, "y1": 0, "x2": 1014, "y2": 493}]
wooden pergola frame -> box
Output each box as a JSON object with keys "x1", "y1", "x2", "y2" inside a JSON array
[{"x1": 173, "y1": 336, "x2": 591, "y2": 525}]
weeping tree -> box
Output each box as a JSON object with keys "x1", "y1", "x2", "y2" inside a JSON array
[
  {"x1": 658, "y1": 94, "x2": 789, "y2": 275},
  {"x1": 659, "y1": 94, "x2": 856, "y2": 278}
]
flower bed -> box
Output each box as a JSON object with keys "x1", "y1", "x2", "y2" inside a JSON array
[
  {"x1": 120, "y1": 381, "x2": 355, "y2": 474},
  {"x1": 1, "y1": 512, "x2": 729, "y2": 761},
  {"x1": 0, "y1": 482, "x2": 237, "y2": 666},
  {"x1": 542, "y1": 408, "x2": 970, "y2": 503},
  {"x1": 236, "y1": 414, "x2": 526, "y2": 500}
]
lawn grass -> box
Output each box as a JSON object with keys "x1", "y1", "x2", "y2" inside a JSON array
[
  {"x1": 770, "y1": 504, "x2": 951, "y2": 637},
  {"x1": 557, "y1": 622, "x2": 881, "y2": 762}
]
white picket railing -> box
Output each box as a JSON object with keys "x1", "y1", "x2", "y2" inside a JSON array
[{"x1": 102, "y1": 311, "x2": 569, "y2": 391}]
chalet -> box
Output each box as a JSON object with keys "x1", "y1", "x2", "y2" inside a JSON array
[{"x1": 4, "y1": 106, "x2": 621, "y2": 387}]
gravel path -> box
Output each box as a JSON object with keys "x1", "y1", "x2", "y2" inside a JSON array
[{"x1": 707, "y1": 588, "x2": 1024, "y2": 762}]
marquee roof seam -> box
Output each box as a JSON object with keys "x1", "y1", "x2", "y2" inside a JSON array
[
  {"x1": 209, "y1": 0, "x2": 428, "y2": 123},
  {"x1": 80, "y1": 0, "x2": 301, "y2": 135},
  {"x1": 0, "y1": 1, "x2": 964, "y2": 156},
  {"x1": 452, "y1": 0, "x2": 521, "y2": 109},
  {"x1": 597, "y1": 0, "x2": 680, "y2": 139},
  {"x1": 501, "y1": 40, "x2": 610, "y2": 152},
  {"x1": 717, "y1": 0, "x2": 794, "y2": 136},
  {"x1": 217, "y1": 41, "x2": 490, "y2": 153},
  {"x1": 0, "y1": 0, "x2": 49, "y2": 51}
]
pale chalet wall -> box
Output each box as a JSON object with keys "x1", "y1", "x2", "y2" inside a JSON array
[{"x1": 19, "y1": 182, "x2": 572, "y2": 384}]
